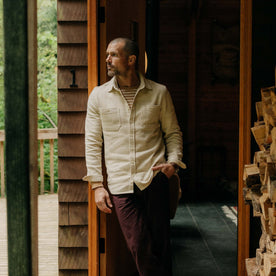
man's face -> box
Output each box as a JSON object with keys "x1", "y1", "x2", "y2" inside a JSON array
[{"x1": 106, "y1": 41, "x2": 129, "y2": 77}]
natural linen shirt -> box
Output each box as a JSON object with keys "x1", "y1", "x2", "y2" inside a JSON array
[{"x1": 83, "y1": 73, "x2": 186, "y2": 195}]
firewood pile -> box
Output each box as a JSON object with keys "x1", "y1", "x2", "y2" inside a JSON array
[{"x1": 244, "y1": 85, "x2": 276, "y2": 276}]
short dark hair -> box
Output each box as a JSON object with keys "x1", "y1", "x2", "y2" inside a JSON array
[{"x1": 111, "y1": 37, "x2": 139, "y2": 62}]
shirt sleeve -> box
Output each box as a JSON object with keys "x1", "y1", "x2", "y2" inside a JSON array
[
  {"x1": 89, "y1": 181, "x2": 104, "y2": 190},
  {"x1": 160, "y1": 88, "x2": 186, "y2": 169},
  {"x1": 82, "y1": 88, "x2": 104, "y2": 182}
]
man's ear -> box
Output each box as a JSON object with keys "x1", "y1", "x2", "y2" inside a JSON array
[{"x1": 128, "y1": 55, "x2": 136, "y2": 66}]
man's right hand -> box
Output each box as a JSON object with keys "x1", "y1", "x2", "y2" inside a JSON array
[{"x1": 94, "y1": 187, "x2": 113, "y2": 214}]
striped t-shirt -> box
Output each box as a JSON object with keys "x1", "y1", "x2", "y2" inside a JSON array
[{"x1": 120, "y1": 87, "x2": 138, "y2": 109}]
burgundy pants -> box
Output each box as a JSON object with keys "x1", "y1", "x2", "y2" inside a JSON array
[{"x1": 111, "y1": 172, "x2": 172, "y2": 276}]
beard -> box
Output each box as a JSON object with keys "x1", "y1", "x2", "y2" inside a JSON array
[
  {"x1": 107, "y1": 68, "x2": 116, "y2": 77},
  {"x1": 107, "y1": 63, "x2": 118, "y2": 77},
  {"x1": 107, "y1": 62, "x2": 129, "y2": 78}
]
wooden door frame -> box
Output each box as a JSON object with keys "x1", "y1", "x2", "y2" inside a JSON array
[
  {"x1": 238, "y1": 0, "x2": 252, "y2": 275},
  {"x1": 87, "y1": 0, "x2": 99, "y2": 275}
]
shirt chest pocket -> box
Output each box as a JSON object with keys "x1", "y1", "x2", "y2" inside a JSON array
[
  {"x1": 139, "y1": 105, "x2": 160, "y2": 127},
  {"x1": 101, "y1": 108, "x2": 121, "y2": 131}
]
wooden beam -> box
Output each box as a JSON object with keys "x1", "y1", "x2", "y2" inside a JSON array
[
  {"x1": 0, "y1": 141, "x2": 4, "y2": 198},
  {"x1": 238, "y1": 0, "x2": 252, "y2": 275},
  {"x1": 27, "y1": 7, "x2": 38, "y2": 270},
  {"x1": 87, "y1": 0, "x2": 99, "y2": 275},
  {"x1": 3, "y1": 0, "x2": 38, "y2": 275},
  {"x1": 37, "y1": 128, "x2": 58, "y2": 140},
  {"x1": 27, "y1": 0, "x2": 38, "y2": 268}
]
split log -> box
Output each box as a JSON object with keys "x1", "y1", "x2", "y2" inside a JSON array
[
  {"x1": 251, "y1": 192, "x2": 261, "y2": 216},
  {"x1": 251, "y1": 124, "x2": 267, "y2": 151},
  {"x1": 245, "y1": 258, "x2": 259, "y2": 276},
  {"x1": 256, "y1": 248, "x2": 264, "y2": 267},
  {"x1": 264, "y1": 252, "x2": 276, "y2": 276},
  {"x1": 243, "y1": 187, "x2": 252, "y2": 203},
  {"x1": 270, "y1": 128, "x2": 276, "y2": 162},
  {"x1": 255, "y1": 151, "x2": 272, "y2": 186},
  {"x1": 268, "y1": 208, "x2": 276, "y2": 240},
  {"x1": 244, "y1": 83, "x2": 276, "y2": 275},
  {"x1": 265, "y1": 234, "x2": 276, "y2": 254},
  {"x1": 259, "y1": 267, "x2": 265, "y2": 276},
  {"x1": 256, "y1": 101, "x2": 264, "y2": 121},
  {"x1": 244, "y1": 164, "x2": 261, "y2": 189},
  {"x1": 261, "y1": 216, "x2": 270, "y2": 240},
  {"x1": 268, "y1": 179, "x2": 276, "y2": 203},
  {"x1": 260, "y1": 193, "x2": 272, "y2": 220}
]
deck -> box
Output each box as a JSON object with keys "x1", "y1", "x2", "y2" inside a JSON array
[{"x1": 0, "y1": 194, "x2": 58, "y2": 276}]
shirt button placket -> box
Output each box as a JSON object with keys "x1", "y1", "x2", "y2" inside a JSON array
[{"x1": 129, "y1": 109, "x2": 135, "y2": 177}]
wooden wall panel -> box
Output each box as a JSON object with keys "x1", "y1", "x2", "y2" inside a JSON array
[
  {"x1": 58, "y1": 158, "x2": 86, "y2": 180},
  {"x1": 194, "y1": 0, "x2": 240, "y2": 195},
  {"x1": 58, "y1": 112, "x2": 86, "y2": 134},
  {"x1": 69, "y1": 203, "x2": 88, "y2": 225},
  {"x1": 58, "y1": 23, "x2": 87, "y2": 44},
  {"x1": 58, "y1": 67, "x2": 88, "y2": 89},
  {"x1": 59, "y1": 248, "x2": 88, "y2": 269},
  {"x1": 59, "y1": 203, "x2": 88, "y2": 226},
  {"x1": 58, "y1": 45, "x2": 88, "y2": 66},
  {"x1": 57, "y1": 0, "x2": 89, "y2": 274},
  {"x1": 59, "y1": 181, "x2": 88, "y2": 202},
  {"x1": 58, "y1": 91, "x2": 88, "y2": 112},
  {"x1": 59, "y1": 203, "x2": 69, "y2": 226},
  {"x1": 57, "y1": 0, "x2": 87, "y2": 22},
  {"x1": 59, "y1": 226, "x2": 88, "y2": 247},
  {"x1": 59, "y1": 271, "x2": 88, "y2": 276},
  {"x1": 58, "y1": 135, "x2": 85, "y2": 157},
  {"x1": 159, "y1": 0, "x2": 240, "y2": 199},
  {"x1": 60, "y1": 271, "x2": 88, "y2": 276}
]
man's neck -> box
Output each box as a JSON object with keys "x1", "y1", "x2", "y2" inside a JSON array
[{"x1": 117, "y1": 72, "x2": 140, "y2": 88}]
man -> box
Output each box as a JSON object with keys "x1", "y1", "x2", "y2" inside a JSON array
[{"x1": 83, "y1": 37, "x2": 185, "y2": 276}]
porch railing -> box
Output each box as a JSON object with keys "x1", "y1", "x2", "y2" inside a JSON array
[{"x1": 0, "y1": 128, "x2": 58, "y2": 198}]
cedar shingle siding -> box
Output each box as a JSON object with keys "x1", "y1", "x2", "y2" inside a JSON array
[{"x1": 57, "y1": 0, "x2": 89, "y2": 274}]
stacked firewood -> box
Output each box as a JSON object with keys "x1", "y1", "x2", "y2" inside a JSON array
[{"x1": 244, "y1": 85, "x2": 276, "y2": 276}]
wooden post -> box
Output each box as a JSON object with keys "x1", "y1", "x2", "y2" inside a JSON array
[
  {"x1": 238, "y1": 0, "x2": 252, "y2": 275},
  {"x1": 40, "y1": 140, "x2": 45, "y2": 194},
  {"x1": 3, "y1": 0, "x2": 38, "y2": 275},
  {"x1": 0, "y1": 140, "x2": 4, "y2": 197},
  {"x1": 50, "y1": 139, "x2": 54, "y2": 193},
  {"x1": 87, "y1": 0, "x2": 99, "y2": 275},
  {"x1": 27, "y1": 0, "x2": 38, "y2": 273}
]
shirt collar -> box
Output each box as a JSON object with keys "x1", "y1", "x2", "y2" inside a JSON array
[{"x1": 107, "y1": 72, "x2": 152, "y2": 93}]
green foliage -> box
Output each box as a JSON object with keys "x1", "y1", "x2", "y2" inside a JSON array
[
  {"x1": 0, "y1": 0, "x2": 58, "y2": 193},
  {"x1": 37, "y1": 0, "x2": 58, "y2": 192},
  {"x1": 0, "y1": 0, "x2": 57, "y2": 130},
  {"x1": 37, "y1": 0, "x2": 57, "y2": 129}
]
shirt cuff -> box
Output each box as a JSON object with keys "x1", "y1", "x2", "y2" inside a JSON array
[
  {"x1": 82, "y1": 175, "x2": 103, "y2": 182},
  {"x1": 89, "y1": 182, "x2": 104, "y2": 190},
  {"x1": 168, "y1": 160, "x2": 186, "y2": 169}
]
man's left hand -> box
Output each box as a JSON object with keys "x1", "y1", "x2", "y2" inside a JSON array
[{"x1": 152, "y1": 163, "x2": 176, "y2": 179}]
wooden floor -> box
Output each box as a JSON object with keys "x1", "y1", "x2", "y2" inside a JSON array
[{"x1": 0, "y1": 194, "x2": 58, "y2": 276}]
